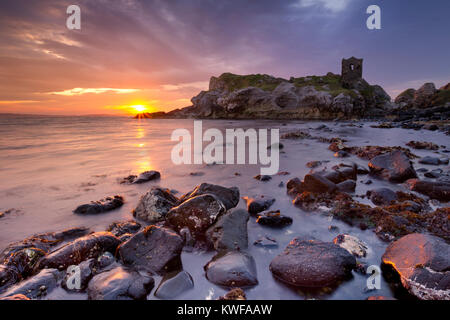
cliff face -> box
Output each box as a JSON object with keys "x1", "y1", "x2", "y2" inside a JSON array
[{"x1": 163, "y1": 72, "x2": 394, "y2": 120}]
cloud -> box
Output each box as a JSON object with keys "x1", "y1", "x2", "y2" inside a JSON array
[
  {"x1": 48, "y1": 88, "x2": 141, "y2": 96},
  {"x1": 161, "y1": 81, "x2": 209, "y2": 91},
  {"x1": 294, "y1": 0, "x2": 353, "y2": 13},
  {"x1": 0, "y1": 100, "x2": 39, "y2": 104}
]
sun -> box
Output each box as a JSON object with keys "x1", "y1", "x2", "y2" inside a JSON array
[{"x1": 131, "y1": 105, "x2": 147, "y2": 113}]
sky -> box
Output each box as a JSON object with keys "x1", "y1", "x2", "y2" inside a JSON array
[{"x1": 0, "y1": 0, "x2": 449, "y2": 115}]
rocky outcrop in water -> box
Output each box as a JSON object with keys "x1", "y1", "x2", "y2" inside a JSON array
[{"x1": 138, "y1": 71, "x2": 394, "y2": 120}]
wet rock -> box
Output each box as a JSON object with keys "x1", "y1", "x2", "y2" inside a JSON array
[
  {"x1": 118, "y1": 225, "x2": 183, "y2": 275},
  {"x1": 367, "y1": 188, "x2": 398, "y2": 206},
  {"x1": 121, "y1": 170, "x2": 161, "y2": 184},
  {"x1": 154, "y1": 270, "x2": 194, "y2": 299},
  {"x1": 204, "y1": 251, "x2": 258, "y2": 288},
  {"x1": 382, "y1": 233, "x2": 450, "y2": 300},
  {"x1": 269, "y1": 238, "x2": 356, "y2": 287},
  {"x1": 87, "y1": 266, "x2": 154, "y2": 300},
  {"x1": 0, "y1": 269, "x2": 60, "y2": 299},
  {"x1": 356, "y1": 165, "x2": 369, "y2": 175},
  {"x1": 256, "y1": 211, "x2": 292, "y2": 228},
  {"x1": 253, "y1": 236, "x2": 278, "y2": 248},
  {"x1": 218, "y1": 288, "x2": 246, "y2": 300},
  {"x1": 133, "y1": 187, "x2": 179, "y2": 223},
  {"x1": 254, "y1": 175, "x2": 272, "y2": 182},
  {"x1": 179, "y1": 183, "x2": 239, "y2": 210},
  {"x1": 167, "y1": 194, "x2": 226, "y2": 238},
  {"x1": 36, "y1": 232, "x2": 121, "y2": 271},
  {"x1": 406, "y1": 141, "x2": 439, "y2": 150},
  {"x1": 333, "y1": 234, "x2": 368, "y2": 258},
  {"x1": 206, "y1": 209, "x2": 249, "y2": 251},
  {"x1": 242, "y1": 196, "x2": 275, "y2": 215},
  {"x1": 62, "y1": 259, "x2": 95, "y2": 292},
  {"x1": 301, "y1": 173, "x2": 337, "y2": 193},
  {"x1": 73, "y1": 196, "x2": 124, "y2": 215},
  {"x1": 337, "y1": 180, "x2": 356, "y2": 193},
  {"x1": 419, "y1": 156, "x2": 448, "y2": 165},
  {"x1": 363, "y1": 179, "x2": 373, "y2": 185},
  {"x1": 0, "y1": 265, "x2": 20, "y2": 293},
  {"x1": 107, "y1": 220, "x2": 141, "y2": 237},
  {"x1": 0, "y1": 227, "x2": 90, "y2": 287},
  {"x1": 406, "y1": 179, "x2": 450, "y2": 201},
  {"x1": 368, "y1": 150, "x2": 417, "y2": 183}
]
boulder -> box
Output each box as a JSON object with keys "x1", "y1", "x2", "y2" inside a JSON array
[
  {"x1": 367, "y1": 188, "x2": 398, "y2": 206},
  {"x1": 242, "y1": 196, "x2": 275, "y2": 215},
  {"x1": 368, "y1": 150, "x2": 417, "y2": 182},
  {"x1": 301, "y1": 173, "x2": 337, "y2": 193},
  {"x1": 133, "y1": 187, "x2": 179, "y2": 223},
  {"x1": 132, "y1": 170, "x2": 161, "y2": 184},
  {"x1": 269, "y1": 238, "x2": 356, "y2": 287},
  {"x1": 62, "y1": 259, "x2": 95, "y2": 292},
  {"x1": 406, "y1": 179, "x2": 450, "y2": 201},
  {"x1": 0, "y1": 269, "x2": 60, "y2": 299},
  {"x1": 419, "y1": 156, "x2": 448, "y2": 165},
  {"x1": 167, "y1": 194, "x2": 226, "y2": 238},
  {"x1": 179, "y1": 183, "x2": 240, "y2": 210},
  {"x1": 256, "y1": 211, "x2": 292, "y2": 228},
  {"x1": 206, "y1": 209, "x2": 249, "y2": 251},
  {"x1": 0, "y1": 294, "x2": 30, "y2": 300},
  {"x1": 87, "y1": 266, "x2": 154, "y2": 300},
  {"x1": 118, "y1": 226, "x2": 183, "y2": 275},
  {"x1": 204, "y1": 251, "x2": 258, "y2": 288},
  {"x1": 333, "y1": 234, "x2": 368, "y2": 258},
  {"x1": 382, "y1": 233, "x2": 450, "y2": 300},
  {"x1": 107, "y1": 220, "x2": 141, "y2": 237},
  {"x1": 337, "y1": 180, "x2": 356, "y2": 193},
  {"x1": 36, "y1": 232, "x2": 121, "y2": 271},
  {"x1": 73, "y1": 196, "x2": 124, "y2": 215},
  {"x1": 154, "y1": 270, "x2": 194, "y2": 299}
]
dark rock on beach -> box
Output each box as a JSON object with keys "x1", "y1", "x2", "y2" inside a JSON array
[
  {"x1": 107, "y1": 220, "x2": 141, "y2": 237},
  {"x1": 406, "y1": 179, "x2": 450, "y2": 202},
  {"x1": 133, "y1": 187, "x2": 179, "y2": 223},
  {"x1": 269, "y1": 238, "x2": 356, "y2": 288},
  {"x1": 367, "y1": 188, "x2": 398, "y2": 206},
  {"x1": 0, "y1": 268, "x2": 60, "y2": 299},
  {"x1": 382, "y1": 233, "x2": 450, "y2": 300},
  {"x1": 118, "y1": 225, "x2": 183, "y2": 275},
  {"x1": 87, "y1": 266, "x2": 154, "y2": 300},
  {"x1": 121, "y1": 170, "x2": 161, "y2": 184},
  {"x1": 167, "y1": 194, "x2": 226, "y2": 238},
  {"x1": 179, "y1": 183, "x2": 240, "y2": 210},
  {"x1": 336, "y1": 180, "x2": 356, "y2": 193},
  {"x1": 253, "y1": 236, "x2": 278, "y2": 248},
  {"x1": 204, "y1": 251, "x2": 258, "y2": 288},
  {"x1": 61, "y1": 258, "x2": 95, "y2": 292},
  {"x1": 256, "y1": 210, "x2": 293, "y2": 228},
  {"x1": 73, "y1": 196, "x2": 124, "y2": 215},
  {"x1": 206, "y1": 209, "x2": 249, "y2": 251},
  {"x1": 242, "y1": 196, "x2": 275, "y2": 215},
  {"x1": 418, "y1": 156, "x2": 448, "y2": 165},
  {"x1": 154, "y1": 270, "x2": 194, "y2": 299},
  {"x1": 368, "y1": 150, "x2": 417, "y2": 183},
  {"x1": 36, "y1": 232, "x2": 121, "y2": 271}
]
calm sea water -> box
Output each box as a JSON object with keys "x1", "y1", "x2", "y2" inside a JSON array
[{"x1": 0, "y1": 114, "x2": 448, "y2": 300}]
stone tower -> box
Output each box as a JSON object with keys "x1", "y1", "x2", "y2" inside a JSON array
[{"x1": 341, "y1": 57, "x2": 363, "y2": 88}]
